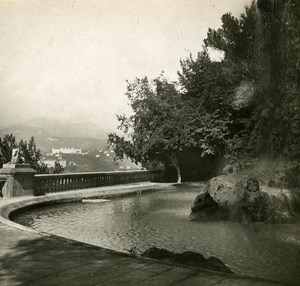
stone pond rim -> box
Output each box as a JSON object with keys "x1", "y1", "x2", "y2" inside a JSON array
[{"x1": 190, "y1": 174, "x2": 300, "y2": 223}]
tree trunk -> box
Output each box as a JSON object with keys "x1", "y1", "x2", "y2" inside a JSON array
[
  {"x1": 174, "y1": 163, "x2": 182, "y2": 183},
  {"x1": 168, "y1": 154, "x2": 182, "y2": 183}
]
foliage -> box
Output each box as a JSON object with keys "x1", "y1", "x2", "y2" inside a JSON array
[
  {"x1": 19, "y1": 137, "x2": 42, "y2": 171},
  {"x1": 178, "y1": 49, "x2": 237, "y2": 117},
  {"x1": 204, "y1": 1, "x2": 258, "y2": 81},
  {"x1": 197, "y1": 2, "x2": 259, "y2": 164},
  {"x1": 51, "y1": 161, "x2": 64, "y2": 174},
  {"x1": 108, "y1": 75, "x2": 229, "y2": 182},
  {"x1": 178, "y1": 48, "x2": 250, "y2": 166},
  {"x1": 0, "y1": 134, "x2": 63, "y2": 174},
  {"x1": 202, "y1": 0, "x2": 300, "y2": 161},
  {"x1": 0, "y1": 134, "x2": 18, "y2": 166},
  {"x1": 109, "y1": 0, "x2": 300, "y2": 182},
  {"x1": 37, "y1": 162, "x2": 50, "y2": 174}
]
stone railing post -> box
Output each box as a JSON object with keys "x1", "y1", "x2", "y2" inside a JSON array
[{"x1": 0, "y1": 164, "x2": 37, "y2": 198}]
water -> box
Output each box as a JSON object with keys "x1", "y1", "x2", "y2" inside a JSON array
[{"x1": 12, "y1": 186, "x2": 300, "y2": 285}]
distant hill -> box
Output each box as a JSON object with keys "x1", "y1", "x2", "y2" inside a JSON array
[{"x1": 0, "y1": 117, "x2": 111, "y2": 153}]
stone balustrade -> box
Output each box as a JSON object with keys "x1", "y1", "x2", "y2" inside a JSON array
[{"x1": 33, "y1": 170, "x2": 162, "y2": 195}]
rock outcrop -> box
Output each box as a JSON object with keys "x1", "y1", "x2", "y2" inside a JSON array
[
  {"x1": 141, "y1": 247, "x2": 232, "y2": 273},
  {"x1": 190, "y1": 174, "x2": 299, "y2": 223}
]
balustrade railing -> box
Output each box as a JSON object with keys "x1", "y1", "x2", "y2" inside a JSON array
[{"x1": 34, "y1": 170, "x2": 162, "y2": 195}]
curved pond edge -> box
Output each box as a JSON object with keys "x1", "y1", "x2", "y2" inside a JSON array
[
  {"x1": 0, "y1": 182, "x2": 173, "y2": 234},
  {"x1": 0, "y1": 182, "x2": 289, "y2": 285}
]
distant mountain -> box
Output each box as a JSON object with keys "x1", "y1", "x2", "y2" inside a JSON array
[{"x1": 0, "y1": 117, "x2": 112, "y2": 152}]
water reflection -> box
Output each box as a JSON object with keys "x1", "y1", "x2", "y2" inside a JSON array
[{"x1": 13, "y1": 186, "x2": 300, "y2": 285}]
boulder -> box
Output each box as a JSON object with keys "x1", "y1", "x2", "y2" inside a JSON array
[
  {"x1": 190, "y1": 192, "x2": 228, "y2": 221},
  {"x1": 190, "y1": 174, "x2": 298, "y2": 223},
  {"x1": 191, "y1": 192, "x2": 218, "y2": 212},
  {"x1": 239, "y1": 190, "x2": 269, "y2": 221},
  {"x1": 141, "y1": 247, "x2": 232, "y2": 273},
  {"x1": 203, "y1": 174, "x2": 247, "y2": 209}
]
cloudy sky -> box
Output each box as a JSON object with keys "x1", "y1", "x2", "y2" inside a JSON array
[{"x1": 0, "y1": 0, "x2": 251, "y2": 131}]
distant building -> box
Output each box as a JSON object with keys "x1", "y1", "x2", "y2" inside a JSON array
[{"x1": 52, "y1": 147, "x2": 82, "y2": 155}]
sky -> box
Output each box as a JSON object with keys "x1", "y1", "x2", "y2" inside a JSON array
[{"x1": 0, "y1": 0, "x2": 251, "y2": 131}]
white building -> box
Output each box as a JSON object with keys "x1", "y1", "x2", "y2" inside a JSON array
[{"x1": 52, "y1": 147, "x2": 82, "y2": 155}]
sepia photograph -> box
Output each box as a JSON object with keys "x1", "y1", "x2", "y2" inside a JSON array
[{"x1": 0, "y1": 0, "x2": 299, "y2": 285}]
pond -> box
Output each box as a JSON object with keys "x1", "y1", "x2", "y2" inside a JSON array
[{"x1": 12, "y1": 185, "x2": 300, "y2": 285}]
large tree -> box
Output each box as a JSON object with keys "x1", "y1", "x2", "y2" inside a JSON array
[
  {"x1": 108, "y1": 75, "x2": 228, "y2": 183},
  {"x1": 204, "y1": 1, "x2": 258, "y2": 82},
  {"x1": 197, "y1": 2, "x2": 259, "y2": 163}
]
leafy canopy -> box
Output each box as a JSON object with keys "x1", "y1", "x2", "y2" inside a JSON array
[{"x1": 108, "y1": 74, "x2": 229, "y2": 167}]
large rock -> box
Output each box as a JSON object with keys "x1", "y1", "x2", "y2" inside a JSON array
[
  {"x1": 239, "y1": 189, "x2": 269, "y2": 221},
  {"x1": 141, "y1": 247, "x2": 232, "y2": 273},
  {"x1": 190, "y1": 174, "x2": 298, "y2": 223},
  {"x1": 190, "y1": 192, "x2": 229, "y2": 221}
]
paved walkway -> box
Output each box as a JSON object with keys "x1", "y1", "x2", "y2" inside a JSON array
[{"x1": 0, "y1": 183, "x2": 287, "y2": 286}]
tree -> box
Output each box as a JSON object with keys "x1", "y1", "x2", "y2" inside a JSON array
[
  {"x1": 196, "y1": 2, "x2": 259, "y2": 163},
  {"x1": 204, "y1": 1, "x2": 258, "y2": 81},
  {"x1": 52, "y1": 161, "x2": 64, "y2": 174},
  {"x1": 178, "y1": 49, "x2": 235, "y2": 137},
  {"x1": 178, "y1": 49, "x2": 236, "y2": 115},
  {"x1": 0, "y1": 134, "x2": 17, "y2": 167},
  {"x1": 37, "y1": 162, "x2": 50, "y2": 174},
  {"x1": 108, "y1": 75, "x2": 228, "y2": 183},
  {"x1": 19, "y1": 137, "x2": 42, "y2": 171},
  {"x1": 0, "y1": 134, "x2": 55, "y2": 174},
  {"x1": 18, "y1": 136, "x2": 47, "y2": 173}
]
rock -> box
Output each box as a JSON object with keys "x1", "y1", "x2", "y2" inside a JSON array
[
  {"x1": 190, "y1": 192, "x2": 228, "y2": 221},
  {"x1": 222, "y1": 164, "x2": 233, "y2": 174},
  {"x1": 190, "y1": 174, "x2": 299, "y2": 223},
  {"x1": 141, "y1": 247, "x2": 173, "y2": 259},
  {"x1": 246, "y1": 177, "x2": 259, "y2": 192},
  {"x1": 141, "y1": 247, "x2": 232, "y2": 273},
  {"x1": 191, "y1": 192, "x2": 218, "y2": 212},
  {"x1": 206, "y1": 256, "x2": 233, "y2": 273},
  {"x1": 203, "y1": 174, "x2": 247, "y2": 209},
  {"x1": 240, "y1": 190, "x2": 269, "y2": 221}
]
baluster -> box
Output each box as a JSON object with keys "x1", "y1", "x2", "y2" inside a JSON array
[
  {"x1": 69, "y1": 178, "x2": 72, "y2": 190},
  {"x1": 33, "y1": 170, "x2": 162, "y2": 195},
  {"x1": 65, "y1": 178, "x2": 68, "y2": 191}
]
